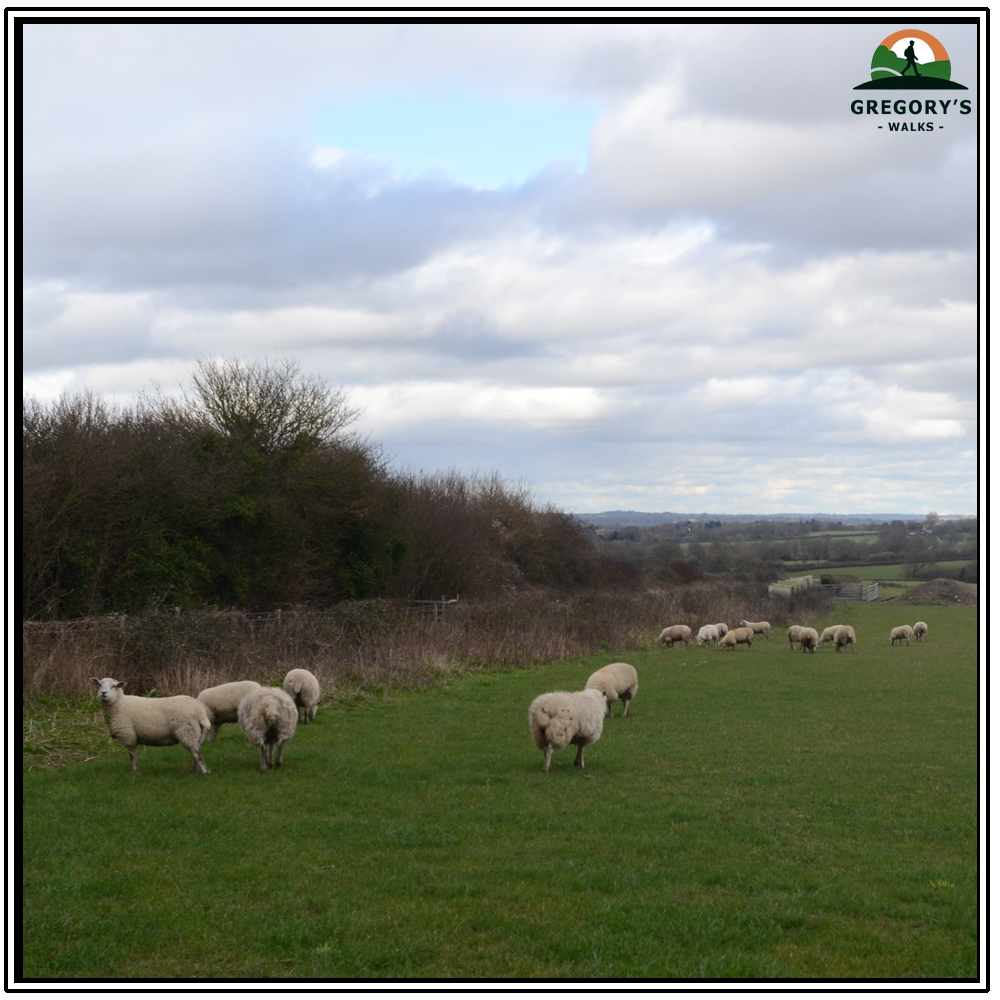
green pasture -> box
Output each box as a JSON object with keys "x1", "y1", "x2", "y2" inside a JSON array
[
  {"x1": 803, "y1": 531, "x2": 879, "y2": 543},
  {"x1": 23, "y1": 603, "x2": 979, "y2": 980},
  {"x1": 790, "y1": 563, "x2": 976, "y2": 583}
]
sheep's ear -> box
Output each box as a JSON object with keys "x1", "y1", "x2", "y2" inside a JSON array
[
  {"x1": 90, "y1": 677, "x2": 100, "y2": 687},
  {"x1": 117, "y1": 681, "x2": 125, "y2": 691}
]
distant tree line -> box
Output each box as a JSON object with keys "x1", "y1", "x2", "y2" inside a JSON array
[
  {"x1": 23, "y1": 358, "x2": 623, "y2": 620},
  {"x1": 593, "y1": 515, "x2": 978, "y2": 584}
]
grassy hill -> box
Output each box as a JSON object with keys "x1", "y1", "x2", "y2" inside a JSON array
[{"x1": 22, "y1": 602, "x2": 978, "y2": 979}]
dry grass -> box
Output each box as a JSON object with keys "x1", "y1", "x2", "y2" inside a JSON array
[
  {"x1": 22, "y1": 695, "x2": 114, "y2": 771},
  {"x1": 23, "y1": 581, "x2": 833, "y2": 707}
]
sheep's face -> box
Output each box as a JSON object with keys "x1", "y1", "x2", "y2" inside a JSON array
[{"x1": 91, "y1": 677, "x2": 124, "y2": 706}]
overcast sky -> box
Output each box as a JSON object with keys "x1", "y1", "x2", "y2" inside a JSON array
[{"x1": 21, "y1": 19, "x2": 981, "y2": 514}]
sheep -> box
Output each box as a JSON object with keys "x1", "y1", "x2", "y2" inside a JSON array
[
  {"x1": 787, "y1": 625, "x2": 808, "y2": 649},
  {"x1": 658, "y1": 624, "x2": 692, "y2": 647},
  {"x1": 890, "y1": 625, "x2": 913, "y2": 647},
  {"x1": 528, "y1": 688, "x2": 606, "y2": 773},
  {"x1": 197, "y1": 680, "x2": 262, "y2": 741},
  {"x1": 799, "y1": 627, "x2": 820, "y2": 653},
  {"x1": 834, "y1": 625, "x2": 857, "y2": 653},
  {"x1": 695, "y1": 624, "x2": 719, "y2": 647},
  {"x1": 90, "y1": 677, "x2": 211, "y2": 774},
  {"x1": 739, "y1": 620, "x2": 771, "y2": 639},
  {"x1": 715, "y1": 623, "x2": 729, "y2": 638},
  {"x1": 718, "y1": 627, "x2": 754, "y2": 651},
  {"x1": 816, "y1": 625, "x2": 847, "y2": 649},
  {"x1": 586, "y1": 662, "x2": 639, "y2": 718},
  {"x1": 238, "y1": 687, "x2": 298, "y2": 771},
  {"x1": 913, "y1": 621, "x2": 929, "y2": 642},
  {"x1": 282, "y1": 668, "x2": 322, "y2": 724}
]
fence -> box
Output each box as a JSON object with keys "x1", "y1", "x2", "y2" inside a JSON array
[
  {"x1": 818, "y1": 582, "x2": 879, "y2": 602},
  {"x1": 403, "y1": 597, "x2": 460, "y2": 621}
]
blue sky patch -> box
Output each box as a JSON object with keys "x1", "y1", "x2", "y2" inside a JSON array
[{"x1": 312, "y1": 88, "x2": 600, "y2": 188}]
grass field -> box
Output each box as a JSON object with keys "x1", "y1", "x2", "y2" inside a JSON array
[
  {"x1": 790, "y1": 563, "x2": 977, "y2": 584},
  {"x1": 803, "y1": 531, "x2": 879, "y2": 543},
  {"x1": 22, "y1": 603, "x2": 979, "y2": 981}
]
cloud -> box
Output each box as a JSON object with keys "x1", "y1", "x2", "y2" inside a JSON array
[
  {"x1": 20, "y1": 21, "x2": 980, "y2": 514},
  {"x1": 587, "y1": 85, "x2": 967, "y2": 213}
]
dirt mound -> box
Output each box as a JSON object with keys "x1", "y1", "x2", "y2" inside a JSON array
[{"x1": 887, "y1": 579, "x2": 978, "y2": 606}]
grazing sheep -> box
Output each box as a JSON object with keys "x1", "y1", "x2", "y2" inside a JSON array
[
  {"x1": 695, "y1": 624, "x2": 720, "y2": 647},
  {"x1": 834, "y1": 625, "x2": 857, "y2": 653},
  {"x1": 913, "y1": 621, "x2": 929, "y2": 642},
  {"x1": 718, "y1": 627, "x2": 754, "y2": 651},
  {"x1": 715, "y1": 623, "x2": 729, "y2": 638},
  {"x1": 282, "y1": 668, "x2": 322, "y2": 724},
  {"x1": 890, "y1": 625, "x2": 913, "y2": 647},
  {"x1": 90, "y1": 677, "x2": 211, "y2": 774},
  {"x1": 238, "y1": 687, "x2": 298, "y2": 771},
  {"x1": 816, "y1": 625, "x2": 847, "y2": 649},
  {"x1": 528, "y1": 688, "x2": 606, "y2": 773},
  {"x1": 586, "y1": 662, "x2": 639, "y2": 718},
  {"x1": 739, "y1": 620, "x2": 771, "y2": 639},
  {"x1": 197, "y1": 680, "x2": 262, "y2": 741},
  {"x1": 799, "y1": 628, "x2": 820, "y2": 653},
  {"x1": 658, "y1": 625, "x2": 692, "y2": 647},
  {"x1": 787, "y1": 625, "x2": 808, "y2": 649}
]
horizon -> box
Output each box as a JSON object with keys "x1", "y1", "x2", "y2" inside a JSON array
[{"x1": 571, "y1": 509, "x2": 974, "y2": 521}]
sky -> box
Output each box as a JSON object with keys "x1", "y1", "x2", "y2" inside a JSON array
[{"x1": 20, "y1": 18, "x2": 982, "y2": 515}]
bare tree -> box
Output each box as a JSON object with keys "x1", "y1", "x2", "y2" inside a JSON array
[{"x1": 188, "y1": 356, "x2": 358, "y2": 453}]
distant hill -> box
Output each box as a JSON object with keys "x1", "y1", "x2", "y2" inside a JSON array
[{"x1": 573, "y1": 510, "x2": 961, "y2": 528}]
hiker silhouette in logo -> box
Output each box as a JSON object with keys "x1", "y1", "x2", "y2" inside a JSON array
[{"x1": 901, "y1": 39, "x2": 921, "y2": 76}]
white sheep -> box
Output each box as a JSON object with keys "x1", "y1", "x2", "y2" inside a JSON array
[
  {"x1": 799, "y1": 627, "x2": 820, "y2": 653},
  {"x1": 834, "y1": 625, "x2": 857, "y2": 653},
  {"x1": 90, "y1": 677, "x2": 211, "y2": 774},
  {"x1": 787, "y1": 625, "x2": 808, "y2": 649},
  {"x1": 238, "y1": 687, "x2": 298, "y2": 771},
  {"x1": 282, "y1": 668, "x2": 322, "y2": 724},
  {"x1": 715, "y1": 623, "x2": 729, "y2": 638},
  {"x1": 197, "y1": 680, "x2": 262, "y2": 741},
  {"x1": 658, "y1": 624, "x2": 692, "y2": 647},
  {"x1": 718, "y1": 627, "x2": 754, "y2": 651},
  {"x1": 890, "y1": 625, "x2": 913, "y2": 646},
  {"x1": 528, "y1": 688, "x2": 606, "y2": 773},
  {"x1": 739, "y1": 620, "x2": 771, "y2": 639},
  {"x1": 586, "y1": 662, "x2": 639, "y2": 718},
  {"x1": 695, "y1": 624, "x2": 720, "y2": 647},
  {"x1": 816, "y1": 625, "x2": 846, "y2": 649},
  {"x1": 913, "y1": 621, "x2": 928, "y2": 642}
]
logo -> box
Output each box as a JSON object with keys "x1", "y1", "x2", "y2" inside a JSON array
[{"x1": 854, "y1": 29, "x2": 968, "y2": 90}]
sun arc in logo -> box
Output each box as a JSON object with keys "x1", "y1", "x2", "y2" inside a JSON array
[{"x1": 855, "y1": 29, "x2": 967, "y2": 90}]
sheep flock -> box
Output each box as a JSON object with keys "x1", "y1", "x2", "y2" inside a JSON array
[{"x1": 88, "y1": 606, "x2": 931, "y2": 779}]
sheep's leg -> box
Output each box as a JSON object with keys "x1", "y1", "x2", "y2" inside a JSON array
[
  {"x1": 622, "y1": 698, "x2": 630, "y2": 718},
  {"x1": 208, "y1": 724, "x2": 220, "y2": 742},
  {"x1": 127, "y1": 746, "x2": 139, "y2": 772},
  {"x1": 574, "y1": 745, "x2": 586, "y2": 768},
  {"x1": 542, "y1": 746, "x2": 553, "y2": 773},
  {"x1": 188, "y1": 746, "x2": 210, "y2": 775},
  {"x1": 259, "y1": 745, "x2": 269, "y2": 771},
  {"x1": 274, "y1": 741, "x2": 284, "y2": 769}
]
